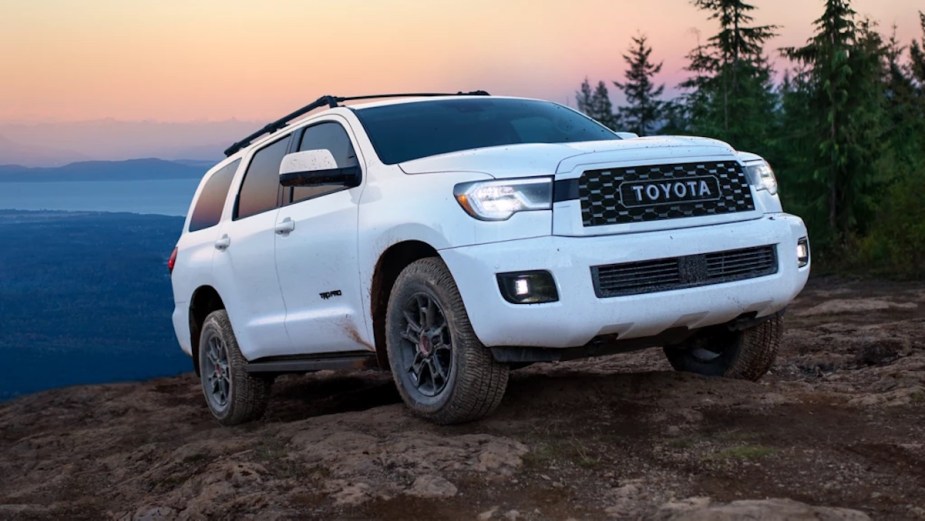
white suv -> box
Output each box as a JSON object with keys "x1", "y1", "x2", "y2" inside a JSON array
[{"x1": 169, "y1": 92, "x2": 810, "y2": 425}]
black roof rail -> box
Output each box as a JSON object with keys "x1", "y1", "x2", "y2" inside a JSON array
[{"x1": 223, "y1": 90, "x2": 491, "y2": 157}]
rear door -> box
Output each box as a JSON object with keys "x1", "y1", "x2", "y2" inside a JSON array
[
  {"x1": 274, "y1": 118, "x2": 370, "y2": 354},
  {"x1": 211, "y1": 135, "x2": 292, "y2": 360},
  {"x1": 172, "y1": 159, "x2": 240, "y2": 353}
]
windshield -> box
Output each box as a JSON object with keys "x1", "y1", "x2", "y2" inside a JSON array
[{"x1": 354, "y1": 98, "x2": 619, "y2": 164}]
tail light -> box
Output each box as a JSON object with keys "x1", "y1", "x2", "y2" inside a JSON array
[{"x1": 168, "y1": 246, "x2": 178, "y2": 274}]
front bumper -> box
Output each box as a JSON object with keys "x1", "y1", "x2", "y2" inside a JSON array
[{"x1": 439, "y1": 214, "x2": 809, "y2": 348}]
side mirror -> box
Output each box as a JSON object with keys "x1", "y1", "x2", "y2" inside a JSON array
[
  {"x1": 616, "y1": 132, "x2": 639, "y2": 139},
  {"x1": 279, "y1": 150, "x2": 360, "y2": 188}
]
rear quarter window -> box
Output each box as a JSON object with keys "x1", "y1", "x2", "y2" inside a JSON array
[{"x1": 188, "y1": 159, "x2": 240, "y2": 232}]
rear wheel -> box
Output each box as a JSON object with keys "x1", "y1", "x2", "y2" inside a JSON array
[
  {"x1": 663, "y1": 314, "x2": 783, "y2": 381},
  {"x1": 199, "y1": 310, "x2": 272, "y2": 425},
  {"x1": 386, "y1": 258, "x2": 509, "y2": 424}
]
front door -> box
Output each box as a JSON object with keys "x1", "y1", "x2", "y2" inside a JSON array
[{"x1": 274, "y1": 119, "x2": 370, "y2": 354}]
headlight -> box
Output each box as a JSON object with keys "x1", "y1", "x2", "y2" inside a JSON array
[
  {"x1": 454, "y1": 178, "x2": 552, "y2": 221},
  {"x1": 745, "y1": 160, "x2": 778, "y2": 195}
]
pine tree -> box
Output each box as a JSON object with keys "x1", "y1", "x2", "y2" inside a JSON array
[
  {"x1": 591, "y1": 81, "x2": 617, "y2": 130},
  {"x1": 909, "y1": 12, "x2": 925, "y2": 92},
  {"x1": 782, "y1": 0, "x2": 887, "y2": 244},
  {"x1": 867, "y1": 13, "x2": 925, "y2": 272},
  {"x1": 883, "y1": 30, "x2": 922, "y2": 168},
  {"x1": 575, "y1": 78, "x2": 617, "y2": 129},
  {"x1": 614, "y1": 35, "x2": 666, "y2": 136},
  {"x1": 771, "y1": 70, "x2": 815, "y2": 199},
  {"x1": 681, "y1": 0, "x2": 778, "y2": 152},
  {"x1": 576, "y1": 78, "x2": 594, "y2": 116}
]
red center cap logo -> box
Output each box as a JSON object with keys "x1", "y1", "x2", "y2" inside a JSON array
[{"x1": 419, "y1": 334, "x2": 432, "y2": 356}]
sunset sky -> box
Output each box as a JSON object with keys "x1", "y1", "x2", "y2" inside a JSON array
[{"x1": 0, "y1": 0, "x2": 922, "y2": 124}]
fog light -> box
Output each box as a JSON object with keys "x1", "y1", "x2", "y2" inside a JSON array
[
  {"x1": 497, "y1": 271, "x2": 558, "y2": 304},
  {"x1": 514, "y1": 278, "x2": 530, "y2": 296},
  {"x1": 797, "y1": 237, "x2": 810, "y2": 267}
]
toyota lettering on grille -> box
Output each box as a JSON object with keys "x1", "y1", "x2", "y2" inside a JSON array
[{"x1": 620, "y1": 176, "x2": 722, "y2": 207}]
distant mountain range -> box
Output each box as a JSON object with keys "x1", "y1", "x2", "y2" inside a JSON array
[
  {"x1": 0, "y1": 158, "x2": 212, "y2": 182},
  {"x1": 0, "y1": 119, "x2": 261, "y2": 167}
]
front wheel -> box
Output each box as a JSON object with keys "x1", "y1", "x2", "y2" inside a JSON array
[
  {"x1": 386, "y1": 258, "x2": 509, "y2": 424},
  {"x1": 663, "y1": 314, "x2": 783, "y2": 381}
]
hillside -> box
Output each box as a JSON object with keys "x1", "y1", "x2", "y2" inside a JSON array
[{"x1": 0, "y1": 277, "x2": 922, "y2": 520}]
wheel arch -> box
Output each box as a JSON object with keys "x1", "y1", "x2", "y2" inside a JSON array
[
  {"x1": 370, "y1": 240, "x2": 440, "y2": 369},
  {"x1": 189, "y1": 285, "x2": 226, "y2": 376}
]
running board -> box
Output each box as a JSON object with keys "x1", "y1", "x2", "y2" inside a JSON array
[{"x1": 245, "y1": 351, "x2": 378, "y2": 374}]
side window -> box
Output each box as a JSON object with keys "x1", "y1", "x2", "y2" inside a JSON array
[
  {"x1": 188, "y1": 159, "x2": 240, "y2": 232},
  {"x1": 235, "y1": 137, "x2": 290, "y2": 220},
  {"x1": 291, "y1": 122, "x2": 360, "y2": 204}
]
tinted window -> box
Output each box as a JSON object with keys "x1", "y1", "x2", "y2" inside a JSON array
[
  {"x1": 188, "y1": 159, "x2": 239, "y2": 232},
  {"x1": 291, "y1": 122, "x2": 359, "y2": 204},
  {"x1": 235, "y1": 137, "x2": 289, "y2": 220},
  {"x1": 355, "y1": 98, "x2": 619, "y2": 164},
  {"x1": 298, "y1": 122, "x2": 358, "y2": 166}
]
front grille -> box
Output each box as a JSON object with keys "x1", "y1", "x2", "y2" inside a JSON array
[
  {"x1": 579, "y1": 161, "x2": 755, "y2": 227},
  {"x1": 592, "y1": 245, "x2": 778, "y2": 298}
]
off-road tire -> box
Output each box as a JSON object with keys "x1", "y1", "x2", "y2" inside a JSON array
[
  {"x1": 386, "y1": 257, "x2": 509, "y2": 424},
  {"x1": 199, "y1": 310, "x2": 272, "y2": 425},
  {"x1": 663, "y1": 314, "x2": 783, "y2": 381}
]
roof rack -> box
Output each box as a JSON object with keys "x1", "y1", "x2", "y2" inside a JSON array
[{"x1": 223, "y1": 90, "x2": 491, "y2": 157}]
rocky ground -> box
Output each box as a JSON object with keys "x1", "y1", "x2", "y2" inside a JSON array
[{"x1": 1, "y1": 277, "x2": 923, "y2": 520}]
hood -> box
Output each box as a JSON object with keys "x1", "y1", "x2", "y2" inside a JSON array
[{"x1": 398, "y1": 136, "x2": 739, "y2": 179}]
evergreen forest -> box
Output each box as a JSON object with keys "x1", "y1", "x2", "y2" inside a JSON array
[{"x1": 577, "y1": 1, "x2": 925, "y2": 276}]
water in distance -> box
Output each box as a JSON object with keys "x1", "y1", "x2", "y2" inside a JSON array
[
  {"x1": 0, "y1": 210, "x2": 191, "y2": 401},
  {"x1": 0, "y1": 178, "x2": 199, "y2": 216}
]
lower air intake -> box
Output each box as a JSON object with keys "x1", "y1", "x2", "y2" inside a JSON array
[{"x1": 592, "y1": 245, "x2": 778, "y2": 298}]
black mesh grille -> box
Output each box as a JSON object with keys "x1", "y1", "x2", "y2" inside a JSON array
[
  {"x1": 579, "y1": 161, "x2": 755, "y2": 227},
  {"x1": 592, "y1": 245, "x2": 778, "y2": 298}
]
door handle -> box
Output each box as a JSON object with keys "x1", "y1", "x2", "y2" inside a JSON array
[
  {"x1": 275, "y1": 217, "x2": 295, "y2": 235},
  {"x1": 214, "y1": 235, "x2": 231, "y2": 251}
]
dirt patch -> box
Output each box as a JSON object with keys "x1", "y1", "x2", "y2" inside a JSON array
[
  {"x1": 0, "y1": 276, "x2": 923, "y2": 519},
  {"x1": 801, "y1": 298, "x2": 919, "y2": 316}
]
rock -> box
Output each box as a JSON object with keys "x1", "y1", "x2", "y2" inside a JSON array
[
  {"x1": 656, "y1": 498, "x2": 871, "y2": 520},
  {"x1": 503, "y1": 509, "x2": 520, "y2": 520},
  {"x1": 656, "y1": 497, "x2": 711, "y2": 515},
  {"x1": 407, "y1": 475, "x2": 458, "y2": 499},
  {"x1": 848, "y1": 386, "x2": 925, "y2": 407},
  {"x1": 855, "y1": 339, "x2": 905, "y2": 366},
  {"x1": 324, "y1": 480, "x2": 372, "y2": 506},
  {"x1": 478, "y1": 506, "x2": 499, "y2": 520},
  {"x1": 133, "y1": 506, "x2": 177, "y2": 521},
  {"x1": 604, "y1": 482, "x2": 646, "y2": 517},
  {"x1": 474, "y1": 440, "x2": 529, "y2": 475},
  {"x1": 613, "y1": 483, "x2": 641, "y2": 498}
]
